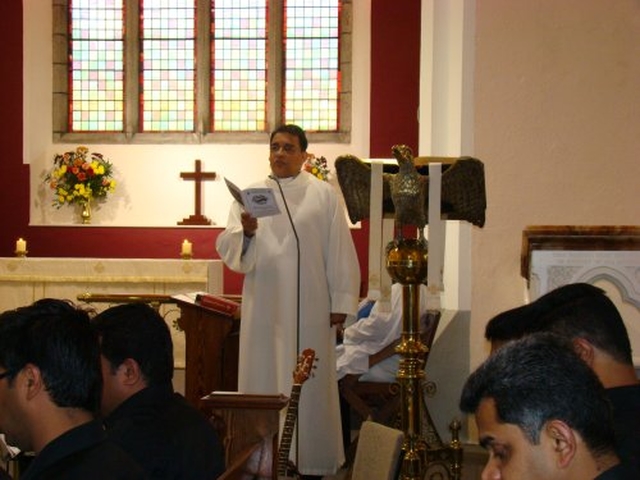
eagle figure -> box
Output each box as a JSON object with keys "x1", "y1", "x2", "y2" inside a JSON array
[
  {"x1": 389, "y1": 144, "x2": 427, "y2": 234},
  {"x1": 334, "y1": 146, "x2": 486, "y2": 230}
]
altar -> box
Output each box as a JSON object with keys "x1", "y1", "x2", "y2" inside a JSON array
[{"x1": 0, "y1": 257, "x2": 223, "y2": 369}]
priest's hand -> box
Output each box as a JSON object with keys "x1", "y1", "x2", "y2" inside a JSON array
[
  {"x1": 330, "y1": 313, "x2": 346, "y2": 342},
  {"x1": 241, "y1": 211, "x2": 258, "y2": 237}
]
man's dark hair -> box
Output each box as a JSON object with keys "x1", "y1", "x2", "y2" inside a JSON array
[
  {"x1": 484, "y1": 283, "x2": 633, "y2": 364},
  {"x1": 460, "y1": 333, "x2": 617, "y2": 456},
  {"x1": 484, "y1": 303, "x2": 533, "y2": 344},
  {"x1": 0, "y1": 298, "x2": 101, "y2": 412},
  {"x1": 91, "y1": 303, "x2": 174, "y2": 385},
  {"x1": 270, "y1": 124, "x2": 308, "y2": 152}
]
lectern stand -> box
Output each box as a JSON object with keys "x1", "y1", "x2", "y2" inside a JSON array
[
  {"x1": 201, "y1": 392, "x2": 289, "y2": 480},
  {"x1": 172, "y1": 294, "x2": 240, "y2": 407}
]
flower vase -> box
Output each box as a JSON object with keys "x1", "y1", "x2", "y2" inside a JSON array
[{"x1": 80, "y1": 201, "x2": 92, "y2": 224}]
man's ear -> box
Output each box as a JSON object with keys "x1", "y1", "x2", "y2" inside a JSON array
[
  {"x1": 21, "y1": 363, "x2": 44, "y2": 400},
  {"x1": 572, "y1": 337, "x2": 595, "y2": 366},
  {"x1": 118, "y1": 358, "x2": 144, "y2": 387},
  {"x1": 544, "y1": 419, "x2": 577, "y2": 469}
]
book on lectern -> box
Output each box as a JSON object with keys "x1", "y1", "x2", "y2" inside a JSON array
[
  {"x1": 224, "y1": 177, "x2": 280, "y2": 218},
  {"x1": 195, "y1": 292, "x2": 241, "y2": 318}
]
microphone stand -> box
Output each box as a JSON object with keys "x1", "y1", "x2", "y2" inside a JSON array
[
  {"x1": 270, "y1": 174, "x2": 301, "y2": 354},
  {"x1": 270, "y1": 174, "x2": 302, "y2": 466}
]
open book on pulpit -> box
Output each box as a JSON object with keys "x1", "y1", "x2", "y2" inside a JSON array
[{"x1": 173, "y1": 292, "x2": 241, "y2": 318}]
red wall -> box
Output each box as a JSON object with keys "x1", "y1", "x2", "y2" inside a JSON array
[
  {"x1": 370, "y1": 0, "x2": 421, "y2": 157},
  {"x1": 1, "y1": 0, "x2": 420, "y2": 296}
]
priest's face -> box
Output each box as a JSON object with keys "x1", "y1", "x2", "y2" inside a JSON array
[{"x1": 269, "y1": 132, "x2": 307, "y2": 178}]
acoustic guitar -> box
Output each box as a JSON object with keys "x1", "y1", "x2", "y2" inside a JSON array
[{"x1": 277, "y1": 348, "x2": 316, "y2": 478}]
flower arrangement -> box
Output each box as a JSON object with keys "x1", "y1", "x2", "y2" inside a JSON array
[
  {"x1": 45, "y1": 146, "x2": 116, "y2": 208},
  {"x1": 303, "y1": 154, "x2": 330, "y2": 181}
]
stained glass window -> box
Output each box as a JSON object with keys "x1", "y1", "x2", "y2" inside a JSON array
[
  {"x1": 212, "y1": 0, "x2": 267, "y2": 132},
  {"x1": 58, "y1": 0, "x2": 349, "y2": 141},
  {"x1": 69, "y1": 0, "x2": 124, "y2": 132},
  {"x1": 141, "y1": 1, "x2": 195, "y2": 132},
  {"x1": 284, "y1": 0, "x2": 340, "y2": 131}
]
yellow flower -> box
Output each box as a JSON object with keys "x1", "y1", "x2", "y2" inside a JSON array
[{"x1": 45, "y1": 147, "x2": 116, "y2": 209}]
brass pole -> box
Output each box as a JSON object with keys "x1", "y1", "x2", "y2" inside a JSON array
[{"x1": 386, "y1": 237, "x2": 429, "y2": 480}]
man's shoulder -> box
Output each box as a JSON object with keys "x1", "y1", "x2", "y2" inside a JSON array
[
  {"x1": 595, "y1": 462, "x2": 640, "y2": 480},
  {"x1": 28, "y1": 439, "x2": 147, "y2": 480},
  {"x1": 108, "y1": 391, "x2": 219, "y2": 442},
  {"x1": 103, "y1": 393, "x2": 224, "y2": 478},
  {"x1": 163, "y1": 394, "x2": 221, "y2": 438}
]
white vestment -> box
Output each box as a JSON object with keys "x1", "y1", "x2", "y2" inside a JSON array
[
  {"x1": 337, "y1": 283, "x2": 428, "y2": 381},
  {"x1": 216, "y1": 171, "x2": 360, "y2": 475}
]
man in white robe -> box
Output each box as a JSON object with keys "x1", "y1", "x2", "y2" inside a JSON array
[
  {"x1": 336, "y1": 282, "x2": 428, "y2": 382},
  {"x1": 216, "y1": 124, "x2": 360, "y2": 477}
]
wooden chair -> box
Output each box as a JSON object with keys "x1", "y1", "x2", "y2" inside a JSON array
[{"x1": 339, "y1": 311, "x2": 441, "y2": 459}]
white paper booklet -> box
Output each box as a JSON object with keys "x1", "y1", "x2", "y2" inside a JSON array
[{"x1": 224, "y1": 177, "x2": 281, "y2": 218}]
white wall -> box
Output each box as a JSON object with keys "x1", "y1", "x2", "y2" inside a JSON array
[
  {"x1": 471, "y1": 0, "x2": 640, "y2": 371},
  {"x1": 23, "y1": 0, "x2": 371, "y2": 227}
]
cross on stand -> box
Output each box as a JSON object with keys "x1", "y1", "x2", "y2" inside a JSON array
[{"x1": 178, "y1": 159, "x2": 217, "y2": 225}]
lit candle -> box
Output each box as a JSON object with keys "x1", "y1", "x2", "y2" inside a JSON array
[
  {"x1": 16, "y1": 238, "x2": 27, "y2": 254},
  {"x1": 181, "y1": 239, "x2": 192, "y2": 256}
]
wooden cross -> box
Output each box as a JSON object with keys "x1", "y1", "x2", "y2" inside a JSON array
[{"x1": 178, "y1": 159, "x2": 217, "y2": 225}]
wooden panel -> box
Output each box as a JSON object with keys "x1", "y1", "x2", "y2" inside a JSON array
[
  {"x1": 201, "y1": 393, "x2": 289, "y2": 480},
  {"x1": 521, "y1": 226, "x2": 640, "y2": 280},
  {"x1": 173, "y1": 296, "x2": 239, "y2": 406}
]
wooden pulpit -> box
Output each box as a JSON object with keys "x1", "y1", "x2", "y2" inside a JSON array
[
  {"x1": 201, "y1": 392, "x2": 289, "y2": 480},
  {"x1": 172, "y1": 294, "x2": 240, "y2": 407}
]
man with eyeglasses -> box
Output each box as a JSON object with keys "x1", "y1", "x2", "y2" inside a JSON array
[
  {"x1": 217, "y1": 124, "x2": 361, "y2": 478},
  {"x1": 0, "y1": 299, "x2": 146, "y2": 479}
]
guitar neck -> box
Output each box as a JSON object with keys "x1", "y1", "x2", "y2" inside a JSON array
[{"x1": 277, "y1": 384, "x2": 302, "y2": 476}]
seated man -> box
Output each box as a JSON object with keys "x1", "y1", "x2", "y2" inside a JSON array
[
  {"x1": 460, "y1": 333, "x2": 638, "y2": 479},
  {"x1": 336, "y1": 282, "x2": 428, "y2": 382},
  {"x1": 91, "y1": 303, "x2": 225, "y2": 479},
  {"x1": 0, "y1": 299, "x2": 145, "y2": 479},
  {"x1": 484, "y1": 283, "x2": 640, "y2": 473}
]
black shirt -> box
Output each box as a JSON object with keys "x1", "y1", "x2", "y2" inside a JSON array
[
  {"x1": 595, "y1": 462, "x2": 640, "y2": 480},
  {"x1": 21, "y1": 420, "x2": 146, "y2": 480},
  {"x1": 103, "y1": 384, "x2": 225, "y2": 479},
  {"x1": 607, "y1": 384, "x2": 640, "y2": 475}
]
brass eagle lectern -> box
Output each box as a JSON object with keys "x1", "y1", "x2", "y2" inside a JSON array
[{"x1": 336, "y1": 146, "x2": 486, "y2": 480}]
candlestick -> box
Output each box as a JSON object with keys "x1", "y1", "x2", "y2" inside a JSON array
[
  {"x1": 15, "y1": 238, "x2": 27, "y2": 257},
  {"x1": 181, "y1": 239, "x2": 193, "y2": 259}
]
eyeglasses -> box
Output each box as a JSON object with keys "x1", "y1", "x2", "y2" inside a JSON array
[
  {"x1": 0, "y1": 370, "x2": 14, "y2": 381},
  {"x1": 270, "y1": 143, "x2": 299, "y2": 155}
]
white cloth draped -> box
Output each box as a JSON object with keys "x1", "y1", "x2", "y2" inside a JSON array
[{"x1": 336, "y1": 283, "x2": 429, "y2": 381}]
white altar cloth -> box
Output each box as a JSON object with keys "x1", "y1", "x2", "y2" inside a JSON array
[{"x1": 0, "y1": 257, "x2": 223, "y2": 368}]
